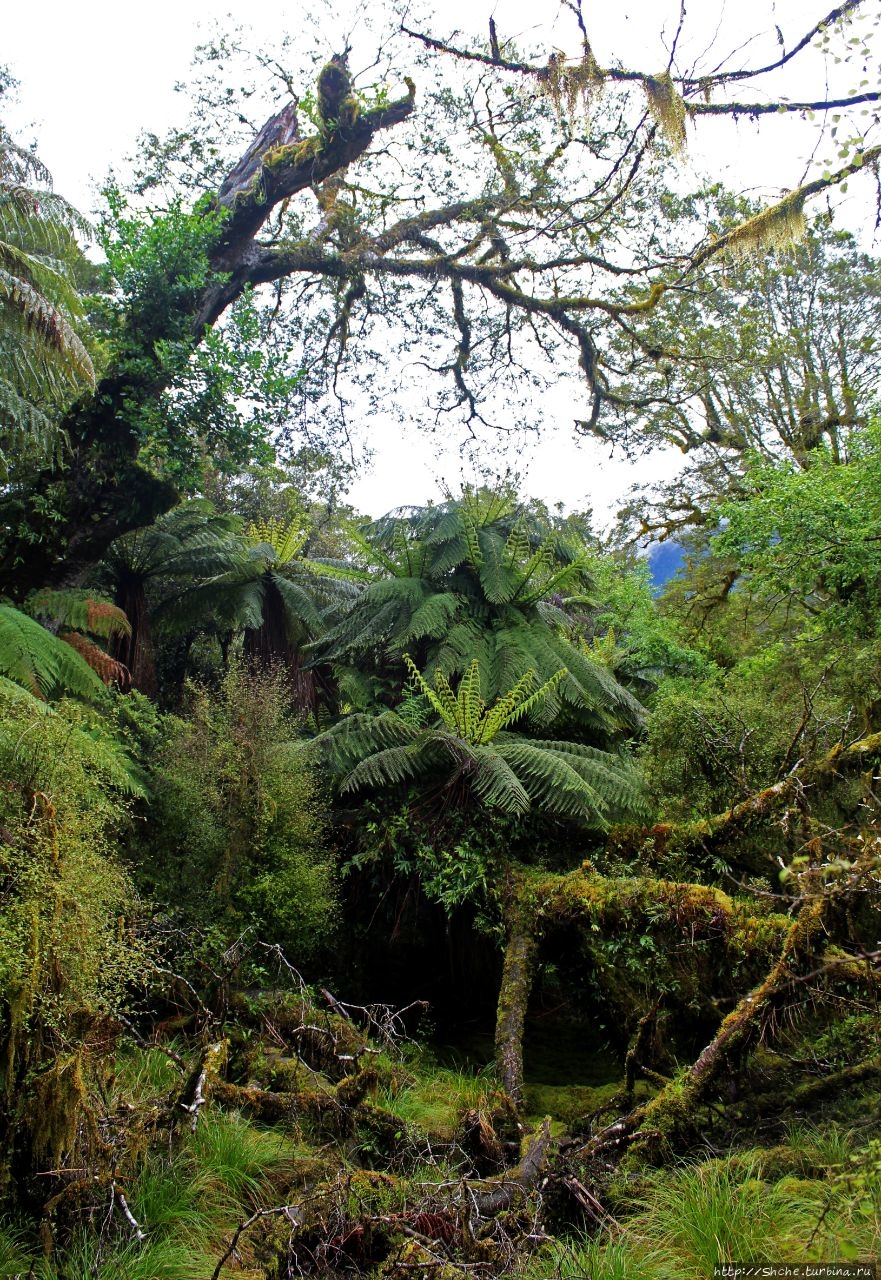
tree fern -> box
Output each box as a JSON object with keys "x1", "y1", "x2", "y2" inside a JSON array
[
  {"x1": 316, "y1": 489, "x2": 641, "y2": 742},
  {"x1": 0, "y1": 123, "x2": 95, "y2": 461},
  {"x1": 313, "y1": 657, "x2": 647, "y2": 826},
  {"x1": 0, "y1": 604, "x2": 105, "y2": 701},
  {"x1": 26, "y1": 589, "x2": 131, "y2": 641}
]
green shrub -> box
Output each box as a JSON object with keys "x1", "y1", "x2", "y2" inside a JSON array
[
  {"x1": 140, "y1": 664, "x2": 337, "y2": 963},
  {"x1": 0, "y1": 684, "x2": 149, "y2": 1185}
]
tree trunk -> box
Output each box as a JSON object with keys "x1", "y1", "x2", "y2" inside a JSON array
[
  {"x1": 0, "y1": 88, "x2": 416, "y2": 596},
  {"x1": 494, "y1": 918, "x2": 538, "y2": 1108},
  {"x1": 111, "y1": 573, "x2": 157, "y2": 698}
]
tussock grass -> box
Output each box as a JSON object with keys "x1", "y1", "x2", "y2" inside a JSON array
[
  {"x1": 521, "y1": 1151, "x2": 881, "y2": 1280},
  {"x1": 378, "y1": 1061, "x2": 498, "y2": 1137},
  {"x1": 189, "y1": 1110, "x2": 299, "y2": 1213}
]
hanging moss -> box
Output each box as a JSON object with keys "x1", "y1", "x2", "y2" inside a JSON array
[
  {"x1": 28, "y1": 1053, "x2": 91, "y2": 1163},
  {"x1": 643, "y1": 71, "x2": 688, "y2": 153},
  {"x1": 543, "y1": 45, "x2": 604, "y2": 121},
  {"x1": 720, "y1": 190, "x2": 808, "y2": 259}
]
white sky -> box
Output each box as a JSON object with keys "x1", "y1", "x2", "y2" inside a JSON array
[{"x1": 4, "y1": 0, "x2": 879, "y2": 524}]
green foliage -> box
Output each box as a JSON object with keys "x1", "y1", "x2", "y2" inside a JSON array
[
  {"x1": 715, "y1": 422, "x2": 881, "y2": 637},
  {"x1": 315, "y1": 656, "x2": 648, "y2": 827},
  {"x1": 98, "y1": 186, "x2": 225, "y2": 347},
  {"x1": 320, "y1": 488, "x2": 643, "y2": 740},
  {"x1": 140, "y1": 290, "x2": 302, "y2": 488},
  {"x1": 0, "y1": 121, "x2": 95, "y2": 468},
  {"x1": 524, "y1": 1152, "x2": 881, "y2": 1278},
  {"x1": 140, "y1": 664, "x2": 337, "y2": 962},
  {"x1": 98, "y1": 192, "x2": 300, "y2": 489},
  {"x1": 0, "y1": 681, "x2": 149, "y2": 1183},
  {"x1": 0, "y1": 603, "x2": 106, "y2": 701},
  {"x1": 402, "y1": 653, "x2": 566, "y2": 745}
]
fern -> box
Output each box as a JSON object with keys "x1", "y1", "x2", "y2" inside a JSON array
[
  {"x1": 27, "y1": 589, "x2": 131, "y2": 640},
  {"x1": 314, "y1": 656, "x2": 646, "y2": 824},
  {"x1": 245, "y1": 515, "x2": 309, "y2": 564},
  {"x1": 0, "y1": 604, "x2": 105, "y2": 702},
  {"x1": 316, "y1": 490, "x2": 640, "y2": 741}
]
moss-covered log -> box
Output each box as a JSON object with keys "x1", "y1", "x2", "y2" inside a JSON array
[
  {"x1": 614, "y1": 731, "x2": 881, "y2": 871},
  {"x1": 470, "y1": 1117, "x2": 553, "y2": 1217},
  {"x1": 626, "y1": 899, "x2": 826, "y2": 1162}
]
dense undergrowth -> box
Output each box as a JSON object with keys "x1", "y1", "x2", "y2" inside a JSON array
[{"x1": 1, "y1": 489, "x2": 879, "y2": 1275}]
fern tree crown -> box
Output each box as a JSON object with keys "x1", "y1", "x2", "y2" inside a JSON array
[
  {"x1": 314, "y1": 656, "x2": 648, "y2": 828},
  {"x1": 318, "y1": 489, "x2": 643, "y2": 740}
]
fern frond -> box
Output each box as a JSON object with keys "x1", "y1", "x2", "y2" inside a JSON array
[
  {"x1": 0, "y1": 604, "x2": 105, "y2": 702},
  {"x1": 456, "y1": 658, "x2": 486, "y2": 740},
  {"x1": 245, "y1": 515, "x2": 309, "y2": 564},
  {"x1": 494, "y1": 738, "x2": 609, "y2": 823},
  {"x1": 461, "y1": 741, "x2": 531, "y2": 813},
  {"x1": 402, "y1": 653, "x2": 456, "y2": 726},
  {"x1": 401, "y1": 592, "x2": 460, "y2": 643},
  {"x1": 27, "y1": 589, "x2": 131, "y2": 640},
  {"x1": 341, "y1": 740, "x2": 435, "y2": 792},
  {"x1": 58, "y1": 632, "x2": 131, "y2": 690},
  {"x1": 269, "y1": 571, "x2": 323, "y2": 635}
]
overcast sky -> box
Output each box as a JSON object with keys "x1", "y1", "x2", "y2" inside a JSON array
[{"x1": 4, "y1": 1, "x2": 878, "y2": 523}]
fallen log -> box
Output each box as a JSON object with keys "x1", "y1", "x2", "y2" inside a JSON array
[{"x1": 626, "y1": 898, "x2": 826, "y2": 1162}]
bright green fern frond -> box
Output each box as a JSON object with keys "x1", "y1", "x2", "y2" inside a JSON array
[
  {"x1": 0, "y1": 604, "x2": 105, "y2": 702},
  {"x1": 456, "y1": 658, "x2": 486, "y2": 740},
  {"x1": 402, "y1": 653, "x2": 457, "y2": 726},
  {"x1": 245, "y1": 516, "x2": 309, "y2": 564}
]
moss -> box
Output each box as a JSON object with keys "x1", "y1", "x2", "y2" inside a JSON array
[
  {"x1": 380, "y1": 1238, "x2": 464, "y2": 1279},
  {"x1": 263, "y1": 136, "x2": 322, "y2": 172},
  {"x1": 523, "y1": 1079, "x2": 621, "y2": 1129}
]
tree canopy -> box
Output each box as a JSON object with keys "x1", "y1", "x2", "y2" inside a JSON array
[{"x1": 2, "y1": 0, "x2": 880, "y2": 592}]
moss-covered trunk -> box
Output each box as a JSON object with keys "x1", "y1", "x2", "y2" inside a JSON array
[{"x1": 494, "y1": 919, "x2": 538, "y2": 1107}]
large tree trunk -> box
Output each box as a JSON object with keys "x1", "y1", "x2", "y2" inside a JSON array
[
  {"x1": 111, "y1": 573, "x2": 157, "y2": 698},
  {"x1": 0, "y1": 86, "x2": 416, "y2": 596}
]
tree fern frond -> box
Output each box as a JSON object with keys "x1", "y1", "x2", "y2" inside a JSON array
[
  {"x1": 27, "y1": 589, "x2": 131, "y2": 640},
  {"x1": 494, "y1": 738, "x2": 610, "y2": 823},
  {"x1": 341, "y1": 741, "x2": 435, "y2": 792},
  {"x1": 0, "y1": 381, "x2": 65, "y2": 459},
  {"x1": 269, "y1": 571, "x2": 323, "y2": 634},
  {"x1": 488, "y1": 667, "x2": 566, "y2": 737},
  {"x1": 58, "y1": 632, "x2": 131, "y2": 690},
  {"x1": 456, "y1": 658, "x2": 486, "y2": 740},
  {"x1": 402, "y1": 653, "x2": 457, "y2": 726},
  {"x1": 401, "y1": 592, "x2": 460, "y2": 642},
  {"x1": 0, "y1": 268, "x2": 94, "y2": 385},
  {"x1": 245, "y1": 515, "x2": 309, "y2": 564},
  {"x1": 0, "y1": 604, "x2": 105, "y2": 701},
  {"x1": 299, "y1": 556, "x2": 370, "y2": 585},
  {"x1": 464, "y1": 741, "x2": 532, "y2": 813}
]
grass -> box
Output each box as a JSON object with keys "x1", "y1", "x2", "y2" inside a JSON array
[
  {"x1": 189, "y1": 1110, "x2": 301, "y2": 1214},
  {"x1": 0, "y1": 1220, "x2": 32, "y2": 1276},
  {"x1": 377, "y1": 1061, "x2": 499, "y2": 1138},
  {"x1": 782, "y1": 1118, "x2": 857, "y2": 1171},
  {"x1": 113, "y1": 1042, "x2": 186, "y2": 1103},
  {"x1": 10, "y1": 1232, "x2": 217, "y2": 1280},
  {"x1": 521, "y1": 1150, "x2": 881, "y2": 1280}
]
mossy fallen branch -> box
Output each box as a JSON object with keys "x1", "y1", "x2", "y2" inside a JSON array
[{"x1": 619, "y1": 730, "x2": 881, "y2": 870}]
